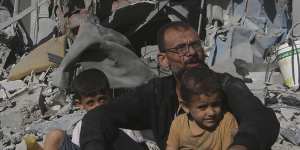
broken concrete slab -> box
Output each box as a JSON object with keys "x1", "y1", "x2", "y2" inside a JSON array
[
  {"x1": 272, "y1": 142, "x2": 300, "y2": 150},
  {"x1": 0, "y1": 44, "x2": 12, "y2": 71},
  {"x1": 0, "y1": 87, "x2": 42, "y2": 132},
  {"x1": 280, "y1": 127, "x2": 300, "y2": 145},
  {"x1": 281, "y1": 108, "x2": 297, "y2": 121},
  {"x1": 15, "y1": 140, "x2": 26, "y2": 150},
  {"x1": 281, "y1": 96, "x2": 300, "y2": 107},
  {"x1": 27, "y1": 111, "x2": 84, "y2": 135},
  {"x1": 0, "y1": 80, "x2": 26, "y2": 93},
  {"x1": 3, "y1": 144, "x2": 15, "y2": 150},
  {"x1": 0, "y1": 88, "x2": 8, "y2": 100}
]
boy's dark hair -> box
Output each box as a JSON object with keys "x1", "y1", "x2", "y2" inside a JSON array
[
  {"x1": 71, "y1": 69, "x2": 110, "y2": 101},
  {"x1": 157, "y1": 21, "x2": 194, "y2": 52},
  {"x1": 180, "y1": 67, "x2": 224, "y2": 103}
]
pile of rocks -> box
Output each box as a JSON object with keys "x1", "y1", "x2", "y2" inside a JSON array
[
  {"x1": 0, "y1": 66, "x2": 84, "y2": 149},
  {"x1": 246, "y1": 72, "x2": 300, "y2": 150}
]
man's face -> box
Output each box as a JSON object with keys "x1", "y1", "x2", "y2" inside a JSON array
[
  {"x1": 160, "y1": 28, "x2": 205, "y2": 73},
  {"x1": 77, "y1": 94, "x2": 108, "y2": 111},
  {"x1": 187, "y1": 93, "x2": 223, "y2": 130}
]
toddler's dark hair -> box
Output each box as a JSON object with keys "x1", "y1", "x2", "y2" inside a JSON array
[{"x1": 180, "y1": 67, "x2": 224, "y2": 103}]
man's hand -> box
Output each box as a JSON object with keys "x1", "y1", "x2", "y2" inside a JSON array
[{"x1": 228, "y1": 145, "x2": 248, "y2": 150}]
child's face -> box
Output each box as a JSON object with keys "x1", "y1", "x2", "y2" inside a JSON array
[
  {"x1": 186, "y1": 93, "x2": 223, "y2": 130},
  {"x1": 77, "y1": 94, "x2": 108, "y2": 111}
]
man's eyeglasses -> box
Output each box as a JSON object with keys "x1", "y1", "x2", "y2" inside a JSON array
[{"x1": 164, "y1": 40, "x2": 203, "y2": 55}]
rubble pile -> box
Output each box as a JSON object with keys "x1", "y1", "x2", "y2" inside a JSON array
[
  {"x1": 246, "y1": 72, "x2": 300, "y2": 150},
  {"x1": 0, "y1": 0, "x2": 298, "y2": 149},
  {"x1": 0, "y1": 58, "x2": 83, "y2": 149}
]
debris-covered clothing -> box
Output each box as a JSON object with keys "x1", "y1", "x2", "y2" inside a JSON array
[
  {"x1": 166, "y1": 112, "x2": 238, "y2": 150},
  {"x1": 80, "y1": 73, "x2": 279, "y2": 150},
  {"x1": 71, "y1": 120, "x2": 82, "y2": 146},
  {"x1": 59, "y1": 132, "x2": 80, "y2": 150}
]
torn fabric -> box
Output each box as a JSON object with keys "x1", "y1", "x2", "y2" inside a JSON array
[{"x1": 50, "y1": 21, "x2": 155, "y2": 89}]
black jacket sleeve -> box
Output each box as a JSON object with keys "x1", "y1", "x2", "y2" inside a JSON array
[
  {"x1": 80, "y1": 78, "x2": 158, "y2": 150},
  {"x1": 220, "y1": 73, "x2": 279, "y2": 150}
]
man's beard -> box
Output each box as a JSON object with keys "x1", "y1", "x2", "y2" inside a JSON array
[{"x1": 170, "y1": 57, "x2": 207, "y2": 78}]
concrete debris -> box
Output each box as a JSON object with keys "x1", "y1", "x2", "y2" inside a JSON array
[
  {"x1": 246, "y1": 70, "x2": 300, "y2": 149},
  {"x1": 0, "y1": 80, "x2": 26, "y2": 93},
  {"x1": 0, "y1": 44, "x2": 11, "y2": 75},
  {"x1": 281, "y1": 96, "x2": 300, "y2": 107},
  {"x1": 280, "y1": 108, "x2": 297, "y2": 121},
  {"x1": 3, "y1": 144, "x2": 15, "y2": 150},
  {"x1": 27, "y1": 111, "x2": 85, "y2": 135},
  {"x1": 280, "y1": 127, "x2": 300, "y2": 145},
  {"x1": 0, "y1": 0, "x2": 297, "y2": 149},
  {"x1": 0, "y1": 70, "x2": 74, "y2": 148},
  {"x1": 15, "y1": 140, "x2": 26, "y2": 150}
]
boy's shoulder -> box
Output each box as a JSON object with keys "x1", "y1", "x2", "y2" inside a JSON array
[
  {"x1": 173, "y1": 113, "x2": 189, "y2": 123},
  {"x1": 171, "y1": 113, "x2": 189, "y2": 130}
]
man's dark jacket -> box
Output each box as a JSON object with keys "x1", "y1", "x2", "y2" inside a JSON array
[{"x1": 80, "y1": 73, "x2": 279, "y2": 150}]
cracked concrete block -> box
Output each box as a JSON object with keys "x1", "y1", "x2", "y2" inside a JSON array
[
  {"x1": 56, "y1": 103, "x2": 72, "y2": 116},
  {"x1": 281, "y1": 96, "x2": 300, "y2": 107},
  {"x1": 0, "y1": 89, "x2": 7, "y2": 100},
  {"x1": 280, "y1": 127, "x2": 300, "y2": 145},
  {"x1": 0, "y1": 130, "x2": 4, "y2": 140},
  {"x1": 281, "y1": 108, "x2": 296, "y2": 121},
  {"x1": 15, "y1": 140, "x2": 26, "y2": 150},
  {"x1": 10, "y1": 133, "x2": 22, "y2": 145},
  {"x1": 50, "y1": 105, "x2": 61, "y2": 111},
  {"x1": 272, "y1": 143, "x2": 300, "y2": 150},
  {"x1": 0, "y1": 87, "x2": 42, "y2": 132},
  {"x1": 27, "y1": 111, "x2": 84, "y2": 135},
  {"x1": 0, "y1": 80, "x2": 26, "y2": 93},
  {"x1": 3, "y1": 144, "x2": 15, "y2": 150}
]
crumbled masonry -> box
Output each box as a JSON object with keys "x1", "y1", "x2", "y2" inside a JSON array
[{"x1": 1, "y1": 0, "x2": 299, "y2": 149}]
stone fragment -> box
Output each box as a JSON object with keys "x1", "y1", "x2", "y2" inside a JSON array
[
  {"x1": 0, "y1": 89, "x2": 8, "y2": 100},
  {"x1": 15, "y1": 140, "x2": 26, "y2": 150},
  {"x1": 50, "y1": 105, "x2": 61, "y2": 111},
  {"x1": 272, "y1": 142, "x2": 300, "y2": 150},
  {"x1": 0, "y1": 87, "x2": 42, "y2": 132},
  {"x1": 280, "y1": 127, "x2": 300, "y2": 145},
  {"x1": 0, "y1": 130, "x2": 4, "y2": 140},
  {"x1": 281, "y1": 108, "x2": 297, "y2": 120},
  {"x1": 3, "y1": 144, "x2": 15, "y2": 150},
  {"x1": 10, "y1": 133, "x2": 22, "y2": 145},
  {"x1": 281, "y1": 96, "x2": 300, "y2": 107},
  {"x1": 27, "y1": 111, "x2": 84, "y2": 135},
  {"x1": 0, "y1": 80, "x2": 26, "y2": 93}
]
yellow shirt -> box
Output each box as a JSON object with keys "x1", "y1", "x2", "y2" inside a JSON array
[{"x1": 167, "y1": 112, "x2": 238, "y2": 150}]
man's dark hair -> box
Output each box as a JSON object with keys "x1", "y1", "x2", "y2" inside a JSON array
[
  {"x1": 180, "y1": 67, "x2": 224, "y2": 103},
  {"x1": 71, "y1": 69, "x2": 110, "y2": 101},
  {"x1": 157, "y1": 21, "x2": 194, "y2": 52}
]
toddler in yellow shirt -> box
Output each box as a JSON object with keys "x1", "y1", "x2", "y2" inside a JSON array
[{"x1": 167, "y1": 67, "x2": 238, "y2": 150}]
